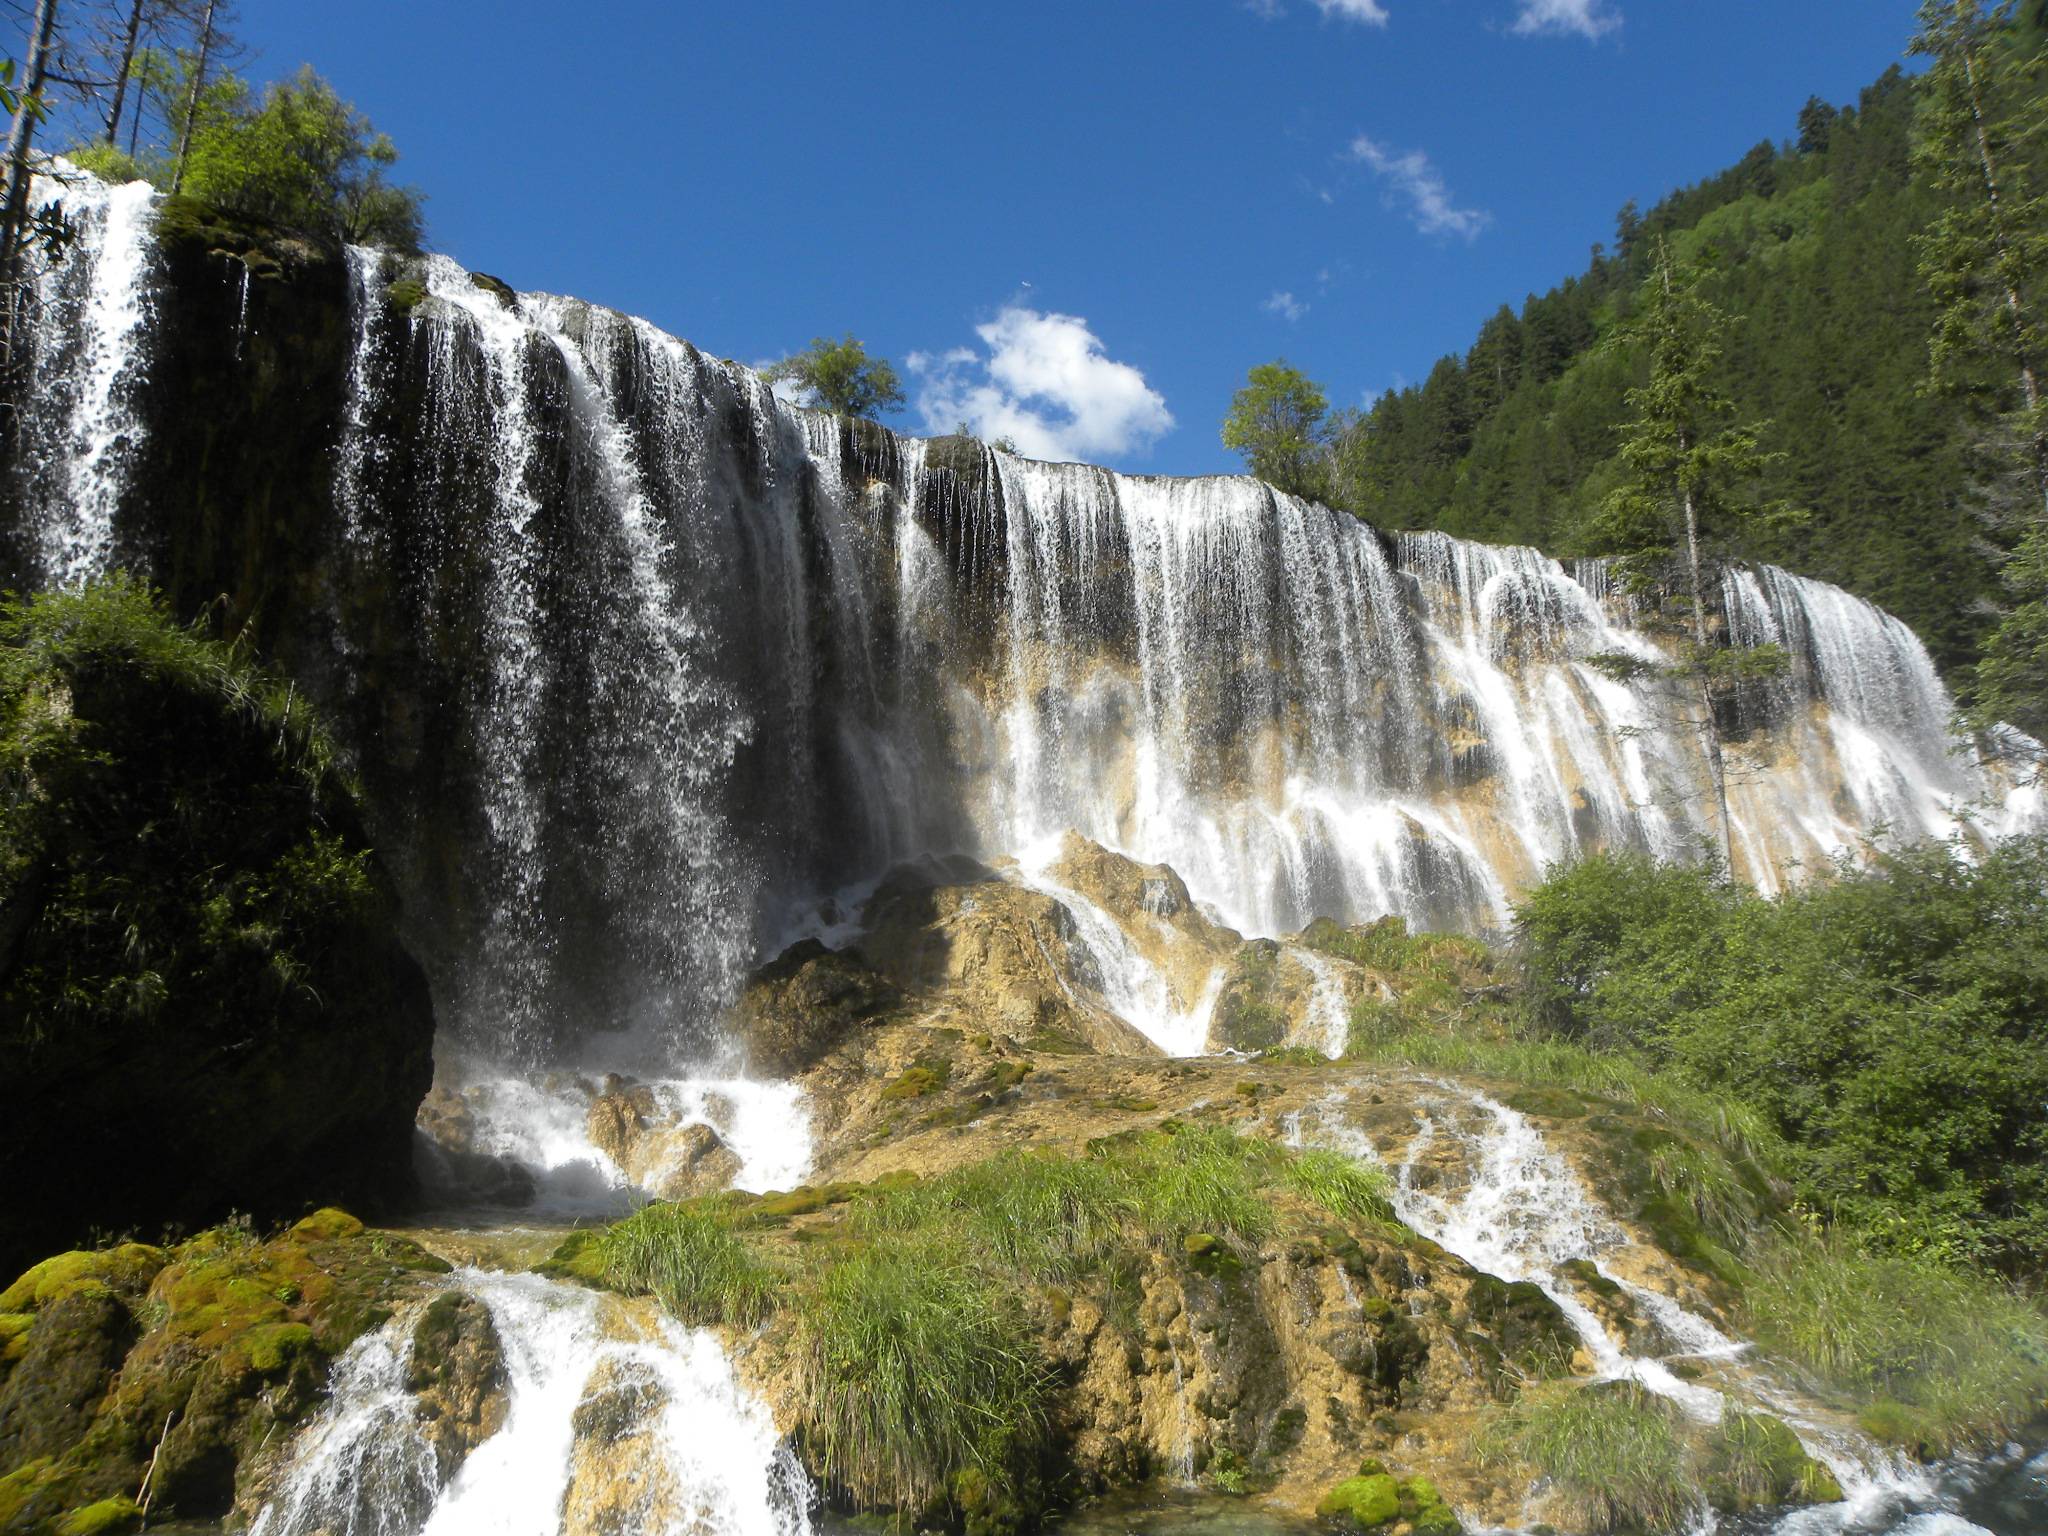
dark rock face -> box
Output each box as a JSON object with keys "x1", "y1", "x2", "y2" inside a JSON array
[
  {"x1": 0, "y1": 580, "x2": 435, "y2": 1276},
  {"x1": 734, "y1": 938, "x2": 899, "y2": 1074}
]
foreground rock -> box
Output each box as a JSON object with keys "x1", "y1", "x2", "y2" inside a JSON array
[{"x1": 0, "y1": 1211, "x2": 450, "y2": 1533}]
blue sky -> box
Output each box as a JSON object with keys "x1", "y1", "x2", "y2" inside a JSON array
[{"x1": 235, "y1": 1, "x2": 1921, "y2": 475}]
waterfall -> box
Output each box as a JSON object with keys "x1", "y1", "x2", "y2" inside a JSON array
[
  {"x1": 4, "y1": 169, "x2": 2038, "y2": 1066},
  {"x1": 10, "y1": 170, "x2": 158, "y2": 584},
  {"x1": 251, "y1": 1271, "x2": 815, "y2": 1536}
]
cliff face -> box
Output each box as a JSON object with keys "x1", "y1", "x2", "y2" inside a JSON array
[{"x1": 2, "y1": 174, "x2": 2037, "y2": 1070}]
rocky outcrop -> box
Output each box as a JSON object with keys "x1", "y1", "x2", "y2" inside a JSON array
[
  {"x1": 733, "y1": 938, "x2": 899, "y2": 1075},
  {"x1": 0, "y1": 581, "x2": 436, "y2": 1276},
  {"x1": 0, "y1": 1213, "x2": 449, "y2": 1533},
  {"x1": 405, "y1": 1292, "x2": 509, "y2": 1481}
]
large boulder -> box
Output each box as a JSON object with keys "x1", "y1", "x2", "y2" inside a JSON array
[
  {"x1": 0, "y1": 581, "x2": 436, "y2": 1275},
  {"x1": 733, "y1": 938, "x2": 898, "y2": 1074}
]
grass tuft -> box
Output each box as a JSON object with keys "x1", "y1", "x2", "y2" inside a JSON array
[
  {"x1": 1281, "y1": 1147, "x2": 1399, "y2": 1230},
  {"x1": 597, "y1": 1198, "x2": 783, "y2": 1329},
  {"x1": 791, "y1": 1243, "x2": 1050, "y2": 1515},
  {"x1": 1479, "y1": 1381, "x2": 1695, "y2": 1534},
  {"x1": 1740, "y1": 1224, "x2": 2048, "y2": 1455}
]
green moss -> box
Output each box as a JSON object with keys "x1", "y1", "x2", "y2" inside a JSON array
[
  {"x1": 55, "y1": 1496, "x2": 142, "y2": 1536},
  {"x1": 1396, "y1": 1476, "x2": 1461, "y2": 1536},
  {"x1": 385, "y1": 278, "x2": 427, "y2": 312},
  {"x1": 0, "y1": 1310, "x2": 32, "y2": 1362},
  {"x1": 534, "y1": 1228, "x2": 613, "y2": 1287},
  {"x1": 880, "y1": 1053, "x2": 954, "y2": 1102},
  {"x1": 290, "y1": 1209, "x2": 365, "y2": 1243},
  {"x1": 1701, "y1": 1413, "x2": 1842, "y2": 1511},
  {"x1": 1317, "y1": 1472, "x2": 1400, "y2": 1528},
  {"x1": 237, "y1": 1320, "x2": 317, "y2": 1374},
  {"x1": 1857, "y1": 1398, "x2": 1944, "y2": 1460},
  {"x1": 0, "y1": 1245, "x2": 167, "y2": 1314}
]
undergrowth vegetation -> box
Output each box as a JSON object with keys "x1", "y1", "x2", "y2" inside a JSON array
[
  {"x1": 1741, "y1": 1224, "x2": 2048, "y2": 1455},
  {"x1": 1329, "y1": 838, "x2": 2048, "y2": 1458},
  {"x1": 599, "y1": 1124, "x2": 1396, "y2": 1522},
  {"x1": 1479, "y1": 1382, "x2": 1695, "y2": 1535}
]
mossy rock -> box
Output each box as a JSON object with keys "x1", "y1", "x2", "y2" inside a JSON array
[
  {"x1": 880, "y1": 1054, "x2": 953, "y2": 1101},
  {"x1": 1396, "y1": 1474, "x2": 1461, "y2": 1536},
  {"x1": 533, "y1": 1228, "x2": 612, "y2": 1287},
  {"x1": 54, "y1": 1495, "x2": 142, "y2": 1535},
  {"x1": 1703, "y1": 1412, "x2": 1843, "y2": 1511},
  {"x1": 468, "y1": 270, "x2": 518, "y2": 308},
  {"x1": 290, "y1": 1209, "x2": 365, "y2": 1244},
  {"x1": 1462, "y1": 1274, "x2": 1575, "y2": 1387},
  {"x1": 1317, "y1": 1471, "x2": 1400, "y2": 1528},
  {"x1": 1857, "y1": 1398, "x2": 1944, "y2": 1461},
  {"x1": 1497, "y1": 1085, "x2": 1593, "y2": 1120},
  {"x1": 0, "y1": 1247, "x2": 167, "y2": 1315},
  {"x1": 386, "y1": 277, "x2": 427, "y2": 312}
]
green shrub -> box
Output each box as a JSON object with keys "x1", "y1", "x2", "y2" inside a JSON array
[
  {"x1": 1479, "y1": 1381, "x2": 1695, "y2": 1534},
  {"x1": 790, "y1": 1244, "x2": 1049, "y2": 1515},
  {"x1": 598, "y1": 1199, "x2": 783, "y2": 1328},
  {"x1": 1511, "y1": 841, "x2": 2048, "y2": 1272}
]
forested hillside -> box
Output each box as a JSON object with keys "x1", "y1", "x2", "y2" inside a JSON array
[{"x1": 1331, "y1": 11, "x2": 2048, "y2": 677}]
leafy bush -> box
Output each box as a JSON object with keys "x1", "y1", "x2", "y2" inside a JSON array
[
  {"x1": 1511, "y1": 841, "x2": 2048, "y2": 1271},
  {"x1": 598, "y1": 1198, "x2": 783, "y2": 1328},
  {"x1": 0, "y1": 575, "x2": 375, "y2": 1046}
]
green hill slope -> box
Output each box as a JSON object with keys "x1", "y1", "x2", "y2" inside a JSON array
[{"x1": 1333, "y1": 15, "x2": 2048, "y2": 678}]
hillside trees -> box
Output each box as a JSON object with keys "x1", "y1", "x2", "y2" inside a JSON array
[
  {"x1": 1322, "y1": 45, "x2": 2029, "y2": 679},
  {"x1": 1910, "y1": 0, "x2": 2048, "y2": 745}
]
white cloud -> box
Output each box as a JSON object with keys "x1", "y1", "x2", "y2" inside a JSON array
[
  {"x1": 1511, "y1": 0, "x2": 1620, "y2": 40},
  {"x1": 1313, "y1": 0, "x2": 1389, "y2": 22},
  {"x1": 910, "y1": 307, "x2": 1174, "y2": 462},
  {"x1": 1247, "y1": 0, "x2": 1389, "y2": 23},
  {"x1": 1264, "y1": 290, "x2": 1309, "y2": 322},
  {"x1": 1347, "y1": 136, "x2": 1489, "y2": 240}
]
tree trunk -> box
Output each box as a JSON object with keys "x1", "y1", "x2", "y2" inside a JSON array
[
  {"x1": 169, "y1": 0, "x2": 215, "y2": 194},
  {"x1": 1681, "y1": 452, "x2": 1734, "y2": 873},
  {"x1": 1959, "y1": 22, "x2": 2048, "y2": 517},
  {"x1": 1, "y1": 0, "x2": 61, "y2": 282},
  {"x1": 103, "y1": 0, "x2": 146, "y2": 146}
]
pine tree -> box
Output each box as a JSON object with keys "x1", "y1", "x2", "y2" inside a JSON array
[{"x1": 1590, "y1": 241, "x2": 1794, "y2": 869}]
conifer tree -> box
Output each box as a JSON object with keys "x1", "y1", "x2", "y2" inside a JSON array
[
  {"x1": 1591, "y1": 241, "x2": 1793, "y2": 869},
  {"x1": 1911, "y1": 0, "x2": 2048, "y2": 748}
]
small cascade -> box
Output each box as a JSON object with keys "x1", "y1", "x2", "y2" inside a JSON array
[
  {"x1": 1293, "y1": 948, "x2": 1352, "y2": 1059},
  {"x1": 12, "y1": 170, "x2": 159, "y2": 586},
  {"x1": 252, "y1": 1271, "x2": 815, "y2": 1536},
  {"x1": 1015, "y1": 839, "x2": 1217, "y2": 1056},
  {"x1": 423, "y1": 1068, "x2": 813, "y2": 1215},
  {"x1": 1291, "y1": 1085, "x2": 1996, "y2": 1534}
]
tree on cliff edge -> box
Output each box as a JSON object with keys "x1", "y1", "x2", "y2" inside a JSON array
[
  {"x1": 1221, "y1": 359, "x2": 1332, "y2": 502},
  {"x1": 765, "y1": 334, "x2": 906, "y2": 419}
]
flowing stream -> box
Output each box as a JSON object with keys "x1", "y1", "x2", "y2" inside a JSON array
[{"x1": 1286, "y1": 1085, "x2": 2033, "y2": 1535}]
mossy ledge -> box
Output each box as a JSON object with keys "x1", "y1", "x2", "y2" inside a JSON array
[{"x1": 0, "y1": 1213, "x2": 448, "y2": 1534}]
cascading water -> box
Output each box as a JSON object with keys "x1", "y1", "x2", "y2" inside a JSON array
[
  {"x1": 4, "y1": 167, "x2": 2040, "y2": 1073},
  {"x1": 251, "y1": 1270, "x2": 815, "y2": 1536},
  {"x1": 1287, "y1": 1084, "x2": 2010, "y2": 1535},
  {"x1": 9, "y1": 169, "x2": 158, "y2": 585}
]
